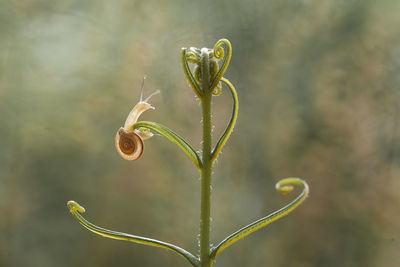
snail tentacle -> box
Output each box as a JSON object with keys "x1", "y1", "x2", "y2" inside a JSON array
[
  {"x1": 66, "y1": 201, "x2": 200, "y2": 267},
  {"x1": 210, "y1": 178, "x2": 309, "y2": 260},
  {"x1": 123, "y1": 88, "x2": 160, "y2": 132}
]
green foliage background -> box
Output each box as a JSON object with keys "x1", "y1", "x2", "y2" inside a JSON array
[{"x1": 1, "y1": 0, "x2": 400, "y2": 266}]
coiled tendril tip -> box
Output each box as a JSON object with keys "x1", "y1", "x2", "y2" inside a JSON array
[
  {"x1": 67, "y1": 200, "x2": 85, "y2": 214},
  {"x1": 276, "y1": 177, "x2": 308, "y2": 195}
]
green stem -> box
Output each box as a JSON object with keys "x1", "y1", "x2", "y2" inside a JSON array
[{"x1": 199, "y1": 48, "x2": 212, "y2": 267}]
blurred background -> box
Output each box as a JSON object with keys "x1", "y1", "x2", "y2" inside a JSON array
[{"x1": 1, "y1": 0, "x2": 400, "y2": 266}]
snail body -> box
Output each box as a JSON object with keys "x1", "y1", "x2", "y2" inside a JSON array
[{"x1": 115, "y1": 77, "x2": 159, "y2": 161}]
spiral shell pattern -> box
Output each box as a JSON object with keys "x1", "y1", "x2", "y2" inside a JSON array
[{"x1": 115, "y1": 127, "x2": 144, "y2": 161}]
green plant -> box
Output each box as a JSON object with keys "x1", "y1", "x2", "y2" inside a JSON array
[{"x1": 67, "y1": 39, "x2": 309, "y2": 267}]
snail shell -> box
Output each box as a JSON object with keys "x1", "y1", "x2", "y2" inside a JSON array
[{"x1": 115, "y1": 127, "x2": 144, "y2": 161}]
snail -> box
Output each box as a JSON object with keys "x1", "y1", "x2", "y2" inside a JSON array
[{"x1": 115, "y1": 76, "x2": 160, "y2": 161}]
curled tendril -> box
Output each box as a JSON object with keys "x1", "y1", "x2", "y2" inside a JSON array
[
  {"x1": 210, "y1": 39, "x2": 232, "y2": 92},
  {"x1": 211, "y1": 77, "x2": 238, "y2": 162},
  {"x1": 210, "y1": 60, "x2": 222, "y2": 96},
  {"x1": 67, "y1": 201, "x2": 200, "y2": 267},
  {"x1": 210, "y1": 178, "x2": 309, "y2": 260},
  {"x1": 68, "y1": 201, "x2": 85, "y2": 213},
  {"x1": 181, "y1": 48, "x2": 202, "y2": 98},
  {"x1": 186, "y1": 47, "x2": 201, "y2": 63},
  {"x1": 212, "y1": 43, "x2": 224, "y2": 60},
  {"x1": 181, "y1": 39, "x2": 231, "y2": 98},
  {"x1": 212, "y1": 86, "x2": 221, "y2": 96}
]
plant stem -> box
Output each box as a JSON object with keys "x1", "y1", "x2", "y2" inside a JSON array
[{"x1": 199, "y1": 48, "x2": 212, "y2": 267}]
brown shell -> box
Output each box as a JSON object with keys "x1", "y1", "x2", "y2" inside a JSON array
[{"x1": 115, "y1": 127, "x2": 144, "y2": 161}]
